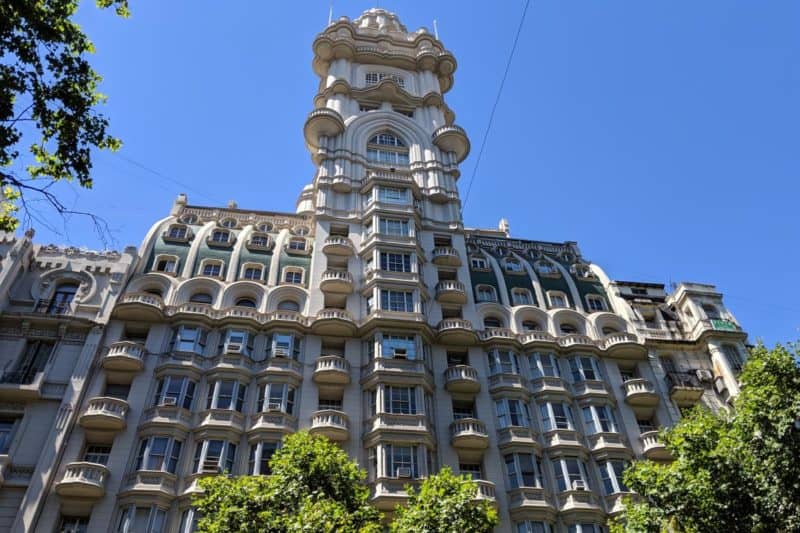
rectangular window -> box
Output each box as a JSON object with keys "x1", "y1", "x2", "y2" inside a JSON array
[
  {"x1": 723, "y1": 344, "x2": 745, "y2": 373},
  {"x1": 284, "y1": 270, "x2": 303, "y2": 284},
  {"x1": 154, "y1": 376, "x2": 196, "y2": 410},
  {"x1": 156, "y1": 258, "x2": 176, "y2": 273},
  {"x1": 586, "y1": 296, "x2": 606, "y2": 311},
  {"x1": 505, "y1": 453, "x2": 540, "y2": 489},
  {"x1": 0, "y1": 418, "x2": 17, "y2": 453},
  {"x1": 378, "y1": 186, "x2": 408, "y2": 204},
  {"x1": 249, "y1": 441, "x2": 280, "y2": 475},
  {"x1": 553, "y1": 457, "x2": 587, "y2": 492},
  {"x1": 289, "y1": 239, "x2": 306, "y2": 251},
  {"x1": 488, "y1": 350, "x2": 519, "y2": 375},
  {"x1": 211, "y1": 230, "x2": 229, "y2": 243},
  {"x1": 381, "y1": 335, "x2": 416, "y2": 358},
  {"x1": 243, "y1": 266, "x2": 262, "y2": 280},
  {"x1": 380, "y1": 290, "x2": 414, "y2": 312},
  {"x1": 496, "y1": 399, "x2": 530, "y2": 428},
  {"x1": 6, "y1": 341, "x2": 53, "y2": 384},
  {"x1": 60, "y1": 516, "x2": 89, "y2": 533},
  {"x1": 135, "y1": 437, "x2": 182, "y2": 474},
  {"x1": 250, "y1": 234, "x2": 269, "y2": 247},
  {"x1": 173, "y1": 326, "x2": 207, "y2": 354},
  {"x1": 470, "y1": 257, "x2": 488, "y2": 269},
  {"x1": 379, "y1": 218, "x2": 410, "y2": 236},
  {"x1": 570, "y1": 356, "x2": 599, "y2": 382},
  {"x1": 459, "y1": 463, "x2": 483, "y2": 480},
  {"x1": 380, "y1": 252, "x2": 412, "y2": 272},
  {"x1": 84, "y1": 445, "x2": 112, "y2": 465},
  {"x1": 384, "y1": 387, "x2": 417, "y2": 414},
  {"x1": 260, "y1": 383, "x2": 296, "y2": 414},
  {"x1": 549, "y1": 293, "x2": 567, "y2": 308},
  {"x1": 386, "y1": 445, "x2": 418, "y2": 478},
  {"x1": 513, "y1": 290, "x2": 532, "y2": 305}
]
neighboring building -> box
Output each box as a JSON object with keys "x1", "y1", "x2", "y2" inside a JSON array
[
  {"x1": 3, "y1": 8, "x2": 750, "y2": 533},
  {"x1": 0, "y1": 231, "x2": 137, "y2": 532}
]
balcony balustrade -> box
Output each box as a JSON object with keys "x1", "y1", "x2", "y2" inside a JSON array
[{"x1": 444, "y1": 365, "x2": 480, "y2": 394}]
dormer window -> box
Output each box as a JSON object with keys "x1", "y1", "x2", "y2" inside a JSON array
[
  {"x1": 367, "y1": 132, "x2": 409, "y2": 166},
  {"x1": 288, "y1": 238, "x2": 306, "y2": 251},
  {"x1": 505, "y1": 259, "x2": 523, "y2": 273},
  {"x1": 210, "y1": 229, "x2": 231, "y2": 244},
  {"x1": 585, "y1": 295, "x2": 607, "y2": 312},
  {"x1": 154, "y1": 255, "x2": 179, "y2": 275},
  {"x1": 365, "y1": 72, "x2": 405, "y2": 88},
  {"x1": 282, "y1": 267, "x2": 304, "y2": 285},
  {"x1": 470, "y1": 257, "x2": 488, "y2": 270},
  {"x1": 165, "y1": 224, "x2": 189, "y2": 242},
  {"x1": 200, "y1": 260, "x2": 223, "y2": 278},
  {"x1": 248, "y1": 233, "x2": 272, "y2": 250},
  {"x1": 257, "y1": 222, "x2": 273, "y2": 232},
  {"x1": 241, "y1": 264, "x2": 263, "y2": 281},
  {"x1": 476, "y1": 285, "x2": 497, "y2": 303},
  {"x1": 512, "y1": 289, "x2": 533, "y2": 306},
  {"x1": 536, "y1": 261, "x2": 557, "y2": 275},
  {"x1": 547, "y1": 291, "x2": 568, "y2": 309}
]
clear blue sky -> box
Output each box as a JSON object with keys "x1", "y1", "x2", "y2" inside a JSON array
[{"x1": 40, "y1": 1, "x2": 799, "y2": 346}]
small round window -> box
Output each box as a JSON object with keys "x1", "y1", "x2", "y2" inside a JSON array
[
  {"x1": 180, "y1": 213, "x2": 198, "y2": 224},
  {"x1": 257, "y1": 222, "x2": 273, "y2": 233},
  {"x1": 293, "y1": 225, "x2": 310, "y2": 236},
  {"x1": 219, "y1": 218, "x2": 237, "y2": 229}
]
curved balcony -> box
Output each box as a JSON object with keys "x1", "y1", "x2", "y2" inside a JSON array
[
  {"x1": 444, "y1": 365, "x2": 480, "y2": 394},
  {"x1": 322, "y1": 236, "x2": 354, "y2": 256},
  {"x1": 437, "y1": 319, "x2": 477, "y2": 345},
  {"x1": 432, "y1": 124, "x2": 470, "y2": 163},
  {"x1": 435, "y1": 280, "x2": 467, "y2": 304},
  {"x1": 79, "y1": 397, "x2": 129, "y2": 432},
  {"x1": 303, "y1": 107, "x2": 345, "y2": 151},
  {"x1": 665, "y1": 372, "x2": 704, "y2": 406},
  {"x1": 114, "y1": 292, "x2": 164, "y2": 320},
  {"x1": 449, "y1": 418, "x2": 489, "y2": 450},
  {"x1": 600, "y1": 332, "x2": 647, "y2": 360},
  {"x1": 310, "y1": 410, "x2": 349, "y2": 441},
  {"x1": 55, "y1": 462, "x2": 109, "y2": 500},
  {"x1": 478, "y1": 328, "x2": 518, "y2": 345},
  {"x1": 319, "y1": 270, "x2": 354, "y2": 294},
  {"x1": 432, "y1": 246, "x2": 461, "y2": 266},
  {"x1": 640, "y1": 430, "x2": 671, "y2": 460},
  {"x1": 313, "y1": 356, "x2": 351, "y2": 386},
  {"x1": 475, "y1": 480, "x2": 497, "y2": 504},
  {"x1": 557, "y1": 334, "x2": 598, "y2": 351},
  {"x1": 103, "y1": 341, "x2": 146, "y2": 372},
  {"x1": 622, "y1": 378, "x2": 660, "y2": 408},
  {"x1": 520, "y1": 331, "x2": 557, "y2": 347},
  {"x1": 312, "y1": 308, "x2": 357, "y2": 336}
]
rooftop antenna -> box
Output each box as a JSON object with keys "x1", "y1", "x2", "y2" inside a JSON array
[
  {"x1": 328, "y1": 2, "x2": 333, "y2": 25},
  {"x1": 433, "y1": 19, "x2": 439, "y2": 40}
]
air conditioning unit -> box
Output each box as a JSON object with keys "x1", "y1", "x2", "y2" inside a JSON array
[
  {"x1": 713, "y1": 377, "x2": 728, "y2": 395},
  {"x1": 224, "y1": 342, "x2": 243, "y2": 354},
  {"x1": 202, "y1": 459, "x2": 221, "y2": 473},
  {"x1": 695, "y1": 369, "x2": 714, "y2": 382},
  {"x1": 572, "y1": 480, "x2": 587, "y2": 491},
  {"x1": 266, "y1": 402, "x2": 283, "y2": 412},
  {"x1": 273, "y1": 347, "x2": 289, "y2": 358},
  {"x1": 396, "y1": 467, "x2": 412, "y2": 478},
  {"x1": 161, "y1": 397, "x2": 177, "y2": 406},
  {"x1": 392, "y1": 349, "x2": 407, "y2": 359}
]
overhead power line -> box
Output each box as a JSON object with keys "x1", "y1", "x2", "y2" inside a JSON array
[
  {"x1": 112, "y1": 152, "x2": 223, "y2": 205},
  {"x1": 462, "y1": 0, "x2": 531, "y2": 213}
]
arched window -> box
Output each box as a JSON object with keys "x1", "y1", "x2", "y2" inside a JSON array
[
  {"x1": 48, "y1": 282, "x2": 79, "y2": 314},
  {"x1": 190, "y1": 293, "x2": 213, "y2": 304},
  {"x1": 219, "y1": 218, "x2": 237, "y2": 229},
  {"x1": 277, "y1": 300, "x2": 300, "y2": 312},
  {"x1": 601, "y1": 326, "x2": 620, "y2": 335},
  {"x1": 235, "y1": 298, "x2": 256, "y2": 308},
  {"x1": 483, "y1": 316, "x2": 503, "y2": 329},
  {"x1": 367, "y1": 132, "x2": 409, "y2": 166},
  {"x1": 559, "y1": 323, "x2": 578, "y2": 335},
  {"x1": 143, "y1": 287, "x2": 163, "y2": 297}
]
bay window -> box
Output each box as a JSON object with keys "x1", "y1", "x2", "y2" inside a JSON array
[
  {"x1": 516, "y1": 522, "x2": 553, "y2": 533},
  {"x1": 598, "y1": 460, "x2": 628, "y2": 495},
  {"x1": 380, "y1": 334, "x2": 416, "y2": 359},
  {"x1": 569, "y1": 355, "x2": 603, "y2": 382},
  {"x1": 172, "y1": 325, "x2": 208, "y2": 354},
  {"x1": 258, "y1": 383, "x2": 296, "y2": 415},
  {"x1": 205, "y1": 380, "x2": 247, "y2": 412},
  {"x1": 116, "y1": 505, "x2": 166, "y2": 533},
  {"x1": 378, "y1": 218, "x2": 410, "y2": 237},
  {"x1": 495, "y1": 398, "x2": 531, "y2": 428},
  {"x1": 379, "y1": 251, "x2": 412, "y2": 272},
  {"x1": 384, "y1": 444, "x2": 418, "y2": 478},
  {"x1": 380, "y1": 290, "x2": 414, "y2": 312},
  {"x1": 193, "y1": 439, "x2": 237, "y2": 473},
  {"x1": 487, "y1": 349, "x2": 520, "y2": 375},
  {"x1": 153, "y1": 376, "x2": 195, "y2": 409},
  {"x1": 265, "y1": 332, "x2": 301, "y2": 359},
  {"x1": 378, "y1": 186, "x2": 409, "y2": 204},
  {"x1": 582, "y1": 404, "x2": 618, "y2": 434},
  {"x1": 504, "y1": 452, "x2": 543, "y2": 489},
  {"x1": 135, "y1": 436, "x2": 182, "y2": 474},
  {"x1": 539, "y1": 402, "x2": 576, "y2": 431},
  {"x1": 568, "y1": 525, "x2": 604, "y2": 533},
  {"x1": 529, "y1": 352, "x2": 560, "y2": 379},
  {"x1": 552, "y1": 457, "x2": 589, "y2": 492},
  {"x1": 249, "y1": 441, "x2": 280, "y2": 475},
  {"x1": 220, "y1": 328, "x2": 254, "y2": 355},
  {"x1": 384, "y1": 386, "x2": 418, "y2": 415}
]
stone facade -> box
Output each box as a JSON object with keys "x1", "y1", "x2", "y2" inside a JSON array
[{"x1": 1, "y1": 8, "x2": 749, "y2": 533}]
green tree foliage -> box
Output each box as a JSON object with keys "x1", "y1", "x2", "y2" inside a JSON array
[
  {"x1": 390, "y1": 466, "x2": 499, "y2": 533},
  {"x1": 194, "y1": 431, "x2": 382, "y2": 533},
  {"x1": 0, "y1": 0, "x2": 127, "y2": 234},
  {"x1": 612, "y1": 344, "x2": 800, "y2": 533}
]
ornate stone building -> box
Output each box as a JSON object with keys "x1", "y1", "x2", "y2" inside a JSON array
[{"x1": 2, "y1": 8, "x2": 748, "y2": 533}]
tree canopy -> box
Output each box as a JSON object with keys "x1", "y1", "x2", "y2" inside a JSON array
[
  {"x1": 0, "y1": 0, "x2": 127, "y2": 236},
  {"x1": 612, "y1": 343, "x2": 800, "y2": 533},
  {"x1": 390, "y1": 466, "x2": 499, "y2": 533},
  {"x1": 194, "y1": 431, "x2": 382, "y2": 533}
]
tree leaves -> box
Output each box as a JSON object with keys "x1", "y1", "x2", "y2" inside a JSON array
[{"x1": 612, "y1": 344, "x2": 800, "y2": 533}]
